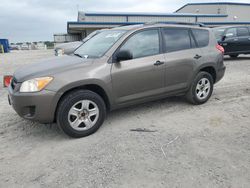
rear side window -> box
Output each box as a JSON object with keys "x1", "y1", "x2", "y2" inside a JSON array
[
  {"x1": 236, "y1": 27, "x2": 249, "y2": 37},
  {"x1": 162, "y1": 28, "x2": 192, "y2": 53},
  {"x1": 192, "y1": 29, "x2": 209, "y2": 47}
]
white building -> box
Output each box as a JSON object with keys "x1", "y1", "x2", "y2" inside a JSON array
[
  {"x1": 55, "y1": 2, "x2": 250, "y2": 42},
  {"x1": 176, "y1": 2, "x2": 250, "y2": 24}
]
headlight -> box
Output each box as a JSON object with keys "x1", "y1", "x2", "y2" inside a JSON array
[{"x1": 20, "y1": 77, "x2": 53, "y2": 92}]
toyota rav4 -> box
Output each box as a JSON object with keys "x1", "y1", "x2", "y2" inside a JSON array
[{"x1": 8, "y1": 23, "x2": 226, "y2": 138}]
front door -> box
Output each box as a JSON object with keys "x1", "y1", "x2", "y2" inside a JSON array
[
  {"x1": 221, "y1": 27, "x2": 238, "y2": 54},
  {"x1": 111, "y1": 29, "x2": 165, "y2": 104}
]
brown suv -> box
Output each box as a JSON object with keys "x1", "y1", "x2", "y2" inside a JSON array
[{"x1": 8, "y1": 23, "x2": 226, "y2": 138}]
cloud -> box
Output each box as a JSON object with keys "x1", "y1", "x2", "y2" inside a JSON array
[{"x1": 0, "y1": 0, "x2": 249, "y2": 43}]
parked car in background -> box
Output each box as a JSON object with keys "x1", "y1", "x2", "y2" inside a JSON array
[
  {"x1": 10, "y1": 45, "x2": 19, "y2": 50},
  {"x1": 54, "y1": 30, "x2": 103, "y2": 56},
  {"x1": 20, "y1": 43, "x2": 29, "y2": 50},
  {"x1": 213, "y1": 26, "x2": 250, "y2": 58},
  {"x1": 8, "y1": 23, "x2": 225, "y2": 138},
  {"x1": 54, "y1": 41, "x2": 82, "y2": 56}
]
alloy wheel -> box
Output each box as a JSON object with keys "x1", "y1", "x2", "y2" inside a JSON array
[
  {"x1": 68, "y1": 100, "x2": 99, "y2": 131},
  {"x1": 195, "y1": 78, "x2": 211, "y2": 100}
]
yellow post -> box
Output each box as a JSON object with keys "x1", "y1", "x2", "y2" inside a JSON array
[{"x1": 0, "y1": 45, "x2": 4, "y2": 54}]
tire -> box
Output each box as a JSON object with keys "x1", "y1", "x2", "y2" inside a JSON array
[
  {"x1": 229, "y1": 54, "x2": 239, "y2": 58},
  {"x1": 186, "y1": 71, "x2": 214, "y2": 105},
  {"x1": 56, "y1": 90, "x2": 106, "y2": 138}
]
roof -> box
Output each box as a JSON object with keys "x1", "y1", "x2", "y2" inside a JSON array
[{"x1": 175, "y1": 2, "x2": 250, "y2": 12}]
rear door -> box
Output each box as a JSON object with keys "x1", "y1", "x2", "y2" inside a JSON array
[
  {"x1": 111, "y1": 29, "x2": 166, "y2": 104},
  {"x1": 235, "y1": 27, "x2": 250, "y2": 53},
  {"x1": 161, "y1": 27, "x2": 204, "y2": 91}
]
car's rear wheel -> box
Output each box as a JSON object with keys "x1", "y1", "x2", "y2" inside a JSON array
[
  {"x1": 56, "y1": 90, "x2": 106, "y2": 138},
  {"x1": 186, "y1": 71, "x2": 214, "y2": 105},
  {"x1": 229, "y1": 54, "x2": 239, "y2": 58}
]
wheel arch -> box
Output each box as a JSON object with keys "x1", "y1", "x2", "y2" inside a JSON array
[
  {"x1": 53, "y1": 82, "x2": 112, "y2": 122},
  {"x1": 195, "y1": 63, "x2": 217, "y2": 83},
  {"x1": 200, "y1": 66, "x2": 216, "y2": 83}
]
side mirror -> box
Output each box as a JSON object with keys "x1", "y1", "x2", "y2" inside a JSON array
[{"x1": 115, "y1": 50, "x2": 133, "y2": 62}]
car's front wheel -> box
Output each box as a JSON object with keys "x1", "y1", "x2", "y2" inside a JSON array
[
  {"x1": 186, "y1": 71, "x2": 214, "y2": 105},
  {"x1": 57, "y1": 90, "x2": 106, "y2": 138}
]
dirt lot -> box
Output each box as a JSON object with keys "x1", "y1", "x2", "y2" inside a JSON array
[{"x1": 0, "y1": 50, "x2": 250, "y2": 188}]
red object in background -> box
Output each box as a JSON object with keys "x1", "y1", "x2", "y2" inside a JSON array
[
  {"x1": 216, "y1": 44, "x2": 225, "y2": 54},
  {"x1": 3, "y1": 75, "x2": 13, "y2": 87}
]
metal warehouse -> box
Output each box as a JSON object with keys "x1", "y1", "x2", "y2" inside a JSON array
[{"x1": 55, "y1": 2, "x2": 250, "y2": 42}]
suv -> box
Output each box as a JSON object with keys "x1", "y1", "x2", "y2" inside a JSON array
[
  {"x1": 213, "y1": 26, "x2": 250, "y2": 58},
  {"x1": 8, "y1": 23, "x2": 225, "y2": 138}
]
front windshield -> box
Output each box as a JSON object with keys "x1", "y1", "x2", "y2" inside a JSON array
[
  {"x1": 74, "y1": 30, "x2": 126, "y2": 58},
  {"x1": 82, "y1": 30, "x2": 100, "y2": 43},
  {"x1": 213, "y1": 28, "x2": 226, "y2": 40}
]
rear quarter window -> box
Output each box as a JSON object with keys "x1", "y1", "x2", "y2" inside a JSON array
[
  {"x1": 192, "y1": 29, "x2": 209, "y2": 47},
  {"x1": 162, "y1": 28, "x2": 192, "y2": 53}
]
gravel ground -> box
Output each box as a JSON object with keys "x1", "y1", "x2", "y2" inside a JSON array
[{"x1": 0, "y1": 50, "x2": 250, "y2": 188}]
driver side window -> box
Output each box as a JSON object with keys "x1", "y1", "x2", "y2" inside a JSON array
[{"x1": 120, "y1": 29, "x2": 160, "y2": 59}]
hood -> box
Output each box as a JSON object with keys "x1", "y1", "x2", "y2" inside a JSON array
[{"x1": 14, "y1": 55, "x2": 93, "y2": 82}]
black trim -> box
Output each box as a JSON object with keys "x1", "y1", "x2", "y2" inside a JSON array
[{"x1": 189, "y1": 29, "x2": 199, "y2": 48}]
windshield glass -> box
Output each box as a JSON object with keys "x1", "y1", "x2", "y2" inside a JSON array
[
  {"x1": 82, "y1": 30, "x2": 100, "y2": 43},
  {"x1": 213, "y1": 28, "x2": 226, "y2": 40},
  {"x1": 74, "y1": 30, "x2": 126, "y2": 58}
]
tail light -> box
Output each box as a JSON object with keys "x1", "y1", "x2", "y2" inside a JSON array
[
  {"x1": 3, "y1": 75, "x2": 13, "y2": 87},
  {"x1": 216, "y1": 44, "x2": 224, "y2": 54}
]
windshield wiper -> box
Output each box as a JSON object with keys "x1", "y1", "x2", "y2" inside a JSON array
[
  {"x1": 74, "y1": 53, "x2": 83, "y2": 58},
  {"x1": 74, "y1": 53, "x2": 99, "y2": 59}
]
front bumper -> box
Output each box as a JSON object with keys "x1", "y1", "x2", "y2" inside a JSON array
[{"x1": 8, "y1": 85, "x2": 58, "y2": 123}]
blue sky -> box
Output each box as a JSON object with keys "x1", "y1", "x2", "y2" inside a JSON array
[{"x1": 0, "y1": 0, "x2": 249, "y2": 43}]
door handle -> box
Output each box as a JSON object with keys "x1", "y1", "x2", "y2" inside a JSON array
[
  {"x1": 154, "y1": 60, "x2": 164, "y2": 66},
  {"x1": 194, "y1": 54, "x2": 202, "y2": 59},
  {"x1": 233, "y1": 38, "x2": 238, "y2": 41}
]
